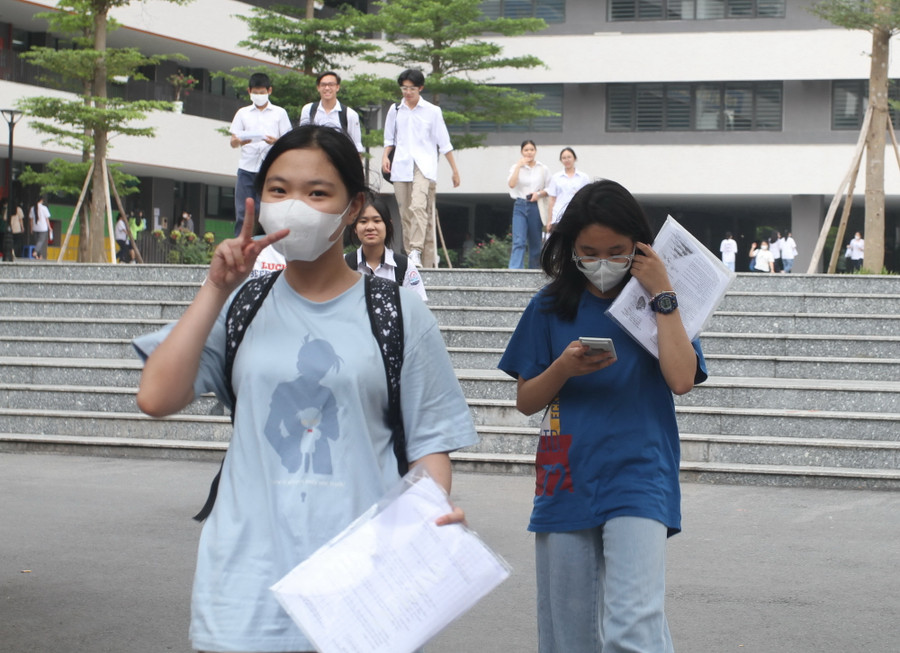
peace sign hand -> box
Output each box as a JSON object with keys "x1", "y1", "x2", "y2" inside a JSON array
[{"x1": 207, "y1": 197, "x2": 288, "y2": 293}]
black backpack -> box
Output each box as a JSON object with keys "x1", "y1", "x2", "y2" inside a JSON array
[
  {"x1": 309, "y1": 101, "x2": 349, "y2": 135},
  {"x1": 193, "y1": 270, "x2": 407, "y2": 522},
  {"x1": 344, "y1": 250, "x2": 409, "y2": 285}
]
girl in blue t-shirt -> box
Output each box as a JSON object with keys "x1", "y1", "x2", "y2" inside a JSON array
[{"x1": 499, "y1": 179, "x2": 706, "y2": 653}]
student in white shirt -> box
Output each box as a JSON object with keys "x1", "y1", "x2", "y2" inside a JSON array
[
  {"x1": 29, "y1": 197, "x2": 52, "y2": 259},
  {"x1": 346, "y1": 195, "x2": 427, "y2": 301},
  {"x1": 719, "y1": 231, "x2": 738, "y2": 271},
  {"x1": 848, "y1": 232, "x2": 865, "y2": 271},
  {"x1": 507, "y1": 140, "x2": 550, "y2": 269},
  {"x1": 546, "y1": 147, "x2": 591, "y2": 231},
  {"x1": 229, "y1": 72, "x2": 292, "y2": 237},
  {"x1": 382, "y1": 69, "x2": 460, "y2": 269},
  {"x1": 781, "y1": 231, "x2": 798, "y2": 273},
  {"x1": 298, "y1": 71, "x2": 363, "y2": 154}
]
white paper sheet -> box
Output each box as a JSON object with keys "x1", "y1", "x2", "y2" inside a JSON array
[
  {"x1": 237, "y1": 130, "x2": 265, "y2": 142},
  {"x1": 271, "y1": 467, "x2": 511, "y2": 653},
  {"x1": 606, "y1": 215, "x2": 735, "y2": 358}
]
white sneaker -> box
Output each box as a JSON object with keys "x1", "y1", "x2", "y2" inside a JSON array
[{"x1": 408, "y1": 249, "x2": 422, "y2": 267}]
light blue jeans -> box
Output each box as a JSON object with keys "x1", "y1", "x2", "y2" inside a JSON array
[
  {"x1": 535, "y1": 517, "x2": 674, "y2": 653},
  {"x1": 509, "y1": 198, "x2": 543, "y2": 269}
]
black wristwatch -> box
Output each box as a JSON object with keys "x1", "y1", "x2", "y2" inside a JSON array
[{"x1": 649, "y1": 291, "x2": 678, "y2": 314}]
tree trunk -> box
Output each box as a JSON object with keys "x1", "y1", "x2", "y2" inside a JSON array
[
  {"x1": 864, "y1": 8, "x2": 890, "y2": 273},
  {"x1": 88, "y1": 7, "x2": 109, "y2": 263}
]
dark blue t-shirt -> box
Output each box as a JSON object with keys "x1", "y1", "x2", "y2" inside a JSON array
[{"x1": 498, "y1": 288, "x2": 707, "y2": 536}]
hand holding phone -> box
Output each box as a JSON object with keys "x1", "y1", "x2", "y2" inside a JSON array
[{"x1": 579, "y1": 337, "x2": 617, "y2": 359}]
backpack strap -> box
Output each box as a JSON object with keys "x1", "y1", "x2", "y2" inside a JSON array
[
  {"x1": 193, "y1": 270, "x2": 281, "y2": 522},
  {"x1": 344, "y1": 250, "x2": 358, "y2": 271},
  {"x1": 309, "y1": 101, "x2": 319, "y2": 124},
  {"x1": 338, "y1": 105, "x2": 349, "y2": 134},
  {"x1": 393, "y1": 252, "x2": 409, "y2": 285},
  {"x1": 364, "y1": 274, "x2": 408, "y2": 475}
]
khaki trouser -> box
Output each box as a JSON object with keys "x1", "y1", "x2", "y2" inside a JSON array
[{"x1": 393, "y1": 165, "x2": 437, "y2": 267}]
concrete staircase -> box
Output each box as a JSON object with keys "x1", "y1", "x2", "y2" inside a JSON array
[{"x1": 1, "y1": 263, "x2": 898, "y2": 489}]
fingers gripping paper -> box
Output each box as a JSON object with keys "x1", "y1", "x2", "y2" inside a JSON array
[{"x1": 271, "y1": 467, "x2": 511, "y2": 653}]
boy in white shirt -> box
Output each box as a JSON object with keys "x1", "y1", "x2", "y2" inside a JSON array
[{"x1": 229, "y1": 72, "x2": 292, "y2": 236}]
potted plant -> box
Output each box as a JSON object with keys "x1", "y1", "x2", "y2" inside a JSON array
[{"x1": 167, "y1": 71, "x2": 199, "y2": 112}]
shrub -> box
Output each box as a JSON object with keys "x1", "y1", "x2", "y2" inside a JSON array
[
  {"x1": 155, "y1": 229, "x2": 216, "y2": 265},
  {"x1": 463, "y1": 232, "x2": 512, "y2": 269}
]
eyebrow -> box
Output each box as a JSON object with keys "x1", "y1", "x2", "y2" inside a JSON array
[{"x1": 265, "y1": 175, "x2": 337, "y2": 188}]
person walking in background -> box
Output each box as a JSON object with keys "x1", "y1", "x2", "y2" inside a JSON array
[
  {"x1": 10, "y1": 202, "x2": 25, "y2": 257},
  {"x1": 114, "y1": 213, "x2": 133, "y2": 263},
  {"x1": 507, "y1": 140, "x2": 550, "y2": 269},
  {"x1": 299, "y1": 71, "x2": 363, "y2": 154},
  {"x1": 848, "y1": 231, "x2": 864, "y2": 271},
  {"x1": 750, "y1": 240, "x2": 775, "y2": 273},
  {"x1": 781, "y1": 231, "x2": 798, "y2": 273},
  {"x1": 134, "y1": 124, "x2": 477, "y2": 653},
  {"x1": 546, "y1": 147, "x2": 590, "y2": 233},
  {"x1": 382, "y1": 69, "x2": 460, "y2": 269},
  {"x1": 769, "y1": 231, "x2": 783, "y2": 273},
  {"x1": 345, "y1": 195, "x2": 427, "y2": 301},
  {"x1": 229, "y1": 72, "x2": 292, "y2": 237},
  {"x1": 719, "y1": 231, "x2": 737, "y2": 271},
  {"x1": 499, "y1": 179, "x2": 706, "y2": 653},
  {"x1": 29, "y1": 196, "x2": 51, "y2": 260}
]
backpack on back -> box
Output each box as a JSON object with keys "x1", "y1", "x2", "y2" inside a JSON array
[{"x1": 193, "y1": 270, "x2": 407, "y2": 522}]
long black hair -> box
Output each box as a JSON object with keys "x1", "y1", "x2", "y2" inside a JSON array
[{"x1": 540, "y1": 179, "x2": 654, "y2": 321}]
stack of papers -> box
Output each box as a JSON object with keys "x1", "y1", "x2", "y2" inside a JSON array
[
  {"x1": 271, "y1": 469, "x2": 511, "y2": 653},
  {"x1": 607, "y1": 215, "x2": 735, "y2": 358}
]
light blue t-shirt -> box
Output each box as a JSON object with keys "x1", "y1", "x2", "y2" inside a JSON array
[
  {"x1": 498, "y1": 288, "x2": 706, "y2": 537},
  {"x1": 134, "y1": 274, "x2": 478, "y2": 652}
]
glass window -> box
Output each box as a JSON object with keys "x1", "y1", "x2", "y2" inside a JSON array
[
  {"x1": 607, "y1": 82, "x2": 782, "y2": 132},
  {"x1": 480, "y1": 0, "x2": 565, "y2": 22},
  {"x1": 609, "y1": 0, "x2": 784, "y2": 20},
  {"x1": 607, "y1": 85, "x2": 635, "y2": 131},
  {"x1": 694, "y1": 85, "x2": 723, "y2": 130}
]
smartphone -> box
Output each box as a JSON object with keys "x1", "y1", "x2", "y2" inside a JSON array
[
  {"x1": 579, "y1": 337, "x2": 617, "y2": 359},
  {"x1": 526, "y1": 193, "x2": 534, "y2": 201}
]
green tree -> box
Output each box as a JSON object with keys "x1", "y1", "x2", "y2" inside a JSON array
[
  {"x1": 17, "y1": 0, "x2": 188, "y2": 262},
  {"x1": 811, "y1": 0, "x2": 900, "y2": 272},
  {"x1": 368, "y1": 0, "x2": 551, "y2": 149}
]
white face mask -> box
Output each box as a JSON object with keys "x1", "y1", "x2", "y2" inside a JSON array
[
  {"x1": 575, "y1": 254, "x2": 633, "y2": 293},
  {"x1": 250, "y1": 93, "x2": 269, "y2": 107},
  {"x1": 258, "y1": 199, "x2": 351, "y2": 262}
]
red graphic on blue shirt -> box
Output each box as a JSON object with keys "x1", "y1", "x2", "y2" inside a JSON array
[{"x1": 535, "y1": 399, "x2": 573, "y2": 497}]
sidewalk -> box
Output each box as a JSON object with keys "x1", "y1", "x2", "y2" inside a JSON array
[{"x1": 2, "y1": 453, "x2": 898, "y2": 652}]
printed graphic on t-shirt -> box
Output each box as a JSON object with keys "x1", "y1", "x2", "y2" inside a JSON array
[
  {"x1": 263, "y1": 337, "x2": 342, "y2": 475},
  {"x1": 535, "y1": 397, "x2": 573, "y2": 497}
]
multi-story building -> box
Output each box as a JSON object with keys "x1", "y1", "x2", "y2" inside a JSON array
[{"x1": 1, "y1": 0, "x2": 897, "y2": 270}]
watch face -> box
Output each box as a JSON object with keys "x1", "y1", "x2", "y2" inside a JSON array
[{"x1": 658, "y1": 296, "x2": 675, "y2": 312}]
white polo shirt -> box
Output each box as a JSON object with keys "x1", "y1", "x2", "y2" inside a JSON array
[
  {"x1": 230, "y1": 102, "x2": 293, "y2": 173},
  {"x1": 299, "y1": 100, "x2": 364, "y2": 152},
  {"x1": 383, "y1": 97, "x2": 453, "y2": 183}
]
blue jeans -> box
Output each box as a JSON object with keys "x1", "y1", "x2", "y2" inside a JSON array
[
  {"x1": 782, "y1": 257, "x2": 794, "y2": 273},
  {"x1": 234, "y1": 168, "x2": 259, "y2": 236},
  {"x1": 509, "y1": 199, "x2": 543, "y2": 269},
  {"x1": 535, "y1": 517, "x2": 674, "y2": 653}
]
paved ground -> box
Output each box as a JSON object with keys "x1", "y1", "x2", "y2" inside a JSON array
[{"x1": 2, "y1": 453, "x2": 899, "y2": 653}]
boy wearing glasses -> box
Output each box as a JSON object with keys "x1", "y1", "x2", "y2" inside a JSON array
[
  {"x1": 299, "y1": 71, "x2": 363, "y2": 153},
  {"x1": 382, "y1": 69, "x2": 460, "y2": 269}
]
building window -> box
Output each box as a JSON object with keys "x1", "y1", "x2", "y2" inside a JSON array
[
  {"x1": 607, "y1": 82, "x2": 782, "y2": 132},
  {"x1": 609, "y1": 0, "x2": 784, "y2": 21},
  {"x1": 832, "y1": 80, "x2": 900, "y2": 130},
  {"x1": 481, "y1": 0, "x2": 565, "y2": 23},
  {"x1": 449, "y1": 84, "x2": 563, "y2": 133}
]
